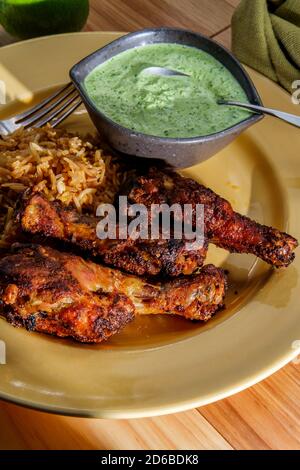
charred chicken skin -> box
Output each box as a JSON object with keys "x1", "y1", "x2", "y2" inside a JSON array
[
  {"x1": 18, "y1": 191, "x2": 208, "y2": 277},
  {"x1": 18, "y1": 167, "x2": 298, "y2": 276},
  {"x1": 0, "y1": 245, "x2": 226, "y2": 343},
  {"x1": 128, "y1": 168, "x2": 298, "y2": 268}
]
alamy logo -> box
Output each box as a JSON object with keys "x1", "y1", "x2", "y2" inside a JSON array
[
  {"x1": 291, "y1": 80, "x2": 300, "y2": 105},
  {"x1": 96, "y1": 197, "x2": 205, "y2": 251},
  {"x1": 0, "y1": 80, "x2": 6, "y2": 105},
  {"x1": 0, "y1": 341, "x2": 6, "y2": 365},
  {"x1": 292, "y1": 340, "x2": 300, "y2": 365}
]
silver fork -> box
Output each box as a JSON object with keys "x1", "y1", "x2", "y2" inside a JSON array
[{"x1": 0, "y1": 82, "x2": 82, "y2": 136}]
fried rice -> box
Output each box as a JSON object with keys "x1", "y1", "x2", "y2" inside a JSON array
[{"x1": 0, "y1": 125, "x2": 126, "y2": 247}]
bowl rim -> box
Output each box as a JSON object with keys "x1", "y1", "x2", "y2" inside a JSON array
[{"x1": 70, "y1": 27, "x2": 264, "y2": 143}]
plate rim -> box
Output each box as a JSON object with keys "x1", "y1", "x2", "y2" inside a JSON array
[{"x1": 0, "y1": 347, "x2": 298, "y2": 419}]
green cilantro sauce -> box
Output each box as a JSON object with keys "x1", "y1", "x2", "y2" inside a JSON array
[{"x1": 84, "y1": 43, "x2": 250, "y2": 138}]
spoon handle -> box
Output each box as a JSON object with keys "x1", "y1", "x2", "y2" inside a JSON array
[{"x1": 218, "y1": 100, "x2": 300, "y2": 129}]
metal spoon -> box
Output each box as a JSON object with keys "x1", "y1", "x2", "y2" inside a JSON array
[
  {"x1": 142, "y1": 66, "x2": 300, "y2": 129},
  {"x1": 141, "y1": 66, "x2": 190, "y2": 78},
  {"x1": 217, "y1": 100, "x2": 300, "y2": 128}
]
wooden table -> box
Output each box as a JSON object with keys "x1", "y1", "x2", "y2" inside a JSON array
[{"x1": 0, "y1": 0, "x2": 299, "y2": 450}]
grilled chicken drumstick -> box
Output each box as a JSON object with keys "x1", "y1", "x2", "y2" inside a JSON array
[
  {"x1": 18, "y1": 191, "x2": 208, "y2": 277},
  {"x1": 0, "y1": 245, "x2": 226, "y2": 343},
  {"x1": 18, "y1": 168, "x2": 298, "y2": 273},
  {"x1": 128, "y1": 168, "x2": 298, "y2": 268}
]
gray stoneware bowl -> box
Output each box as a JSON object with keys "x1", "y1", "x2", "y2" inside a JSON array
[{"x1": 70, "y1": 28, "x2": 263, "y2": 169}]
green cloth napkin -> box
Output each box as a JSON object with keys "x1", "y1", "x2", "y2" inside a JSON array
[{"x1": 232, "y1": 0, "x2": 300, "y2": 92}]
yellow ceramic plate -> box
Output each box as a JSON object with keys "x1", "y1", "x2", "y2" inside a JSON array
[{"x1": 0, "y1": 32, "x2": 299, "y2": 418}]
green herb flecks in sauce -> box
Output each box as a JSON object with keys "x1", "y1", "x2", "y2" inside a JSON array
[{"x1": 84, "y1": 43, "x2": 250, "y2": 138}]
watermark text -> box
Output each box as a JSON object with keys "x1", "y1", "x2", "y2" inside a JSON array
[
  {"x1": 96, "y1": 197, "x2": 205, "y2": 250},
  {"x1": 291, "y1": 80, "x2": 300, "y2": 105}
]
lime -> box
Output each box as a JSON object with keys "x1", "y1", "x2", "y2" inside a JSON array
[{"x1": 0, "y1": 0, "x2": 89, "y2": 39}]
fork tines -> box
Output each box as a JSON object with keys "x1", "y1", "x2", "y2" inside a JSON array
[{"x1": 15, "y1": 82, "x2": 82, "y2": 129}]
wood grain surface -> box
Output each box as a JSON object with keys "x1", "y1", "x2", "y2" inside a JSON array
[{"x1": 0, "y1": 0, "x2": 299, "y2": 450}]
